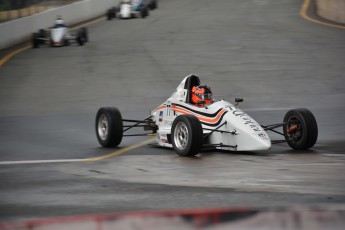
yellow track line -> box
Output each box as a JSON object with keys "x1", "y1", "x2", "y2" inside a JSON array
[
  {"x1": 84, "y1": 138, "x2": 156, "y2": 162},
  {"x1": 0, "y1": 44, "x2": 31, "y2": 66},
  {"x1": 300, "y1": 0, "x2": 345, "y2": 30},
  {"x1": 0, "y1": 16, "x2": 105, "y2": 67}
]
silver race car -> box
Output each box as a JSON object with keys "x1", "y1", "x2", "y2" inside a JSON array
[{"x1": 95, "y1": 74, "x2": 318, "y2": 156}]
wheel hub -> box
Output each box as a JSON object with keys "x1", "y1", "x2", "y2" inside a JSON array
[
  {"x1": 286, "y1": 117, "x2": 302, "y2": 142},
  {"x1": 174, "y1": 122, "x2": 189, "y2": 150},
  {"x1": 98, "y1": 114, "x2": 109, "y2": 141}
]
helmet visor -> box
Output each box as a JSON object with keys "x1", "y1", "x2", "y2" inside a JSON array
[{"x1": 202, "y1": 93, "x2": 212, "y2": 100}]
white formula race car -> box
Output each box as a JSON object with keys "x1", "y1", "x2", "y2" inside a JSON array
[
  {"x1": 95, "y1": 75, "x2": 318, "y2": 156},
  {"x1": 32, "y1": 26, "x2": 88, "y2": 48},
  {"x1": 106, "y1": 0, "x2": 153, "y2": 20}
]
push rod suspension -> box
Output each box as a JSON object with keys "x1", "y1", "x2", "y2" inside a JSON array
[
  {"x1": 261, "y1": 121, "x2": 292, "y2": 131},
  {"x1": 123, "y1": 116, "x2": 152, "y2": 132},
  {"x1": 203, "y1": 122, "x2": 228, "y2": 141},
  {"x1": 123, "y1": 134, "x2": 152, "y2": 137},
  {"x1": 271, "y1": 140, "x2": 287, "y2": 144}
]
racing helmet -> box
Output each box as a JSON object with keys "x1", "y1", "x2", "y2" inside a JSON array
[
  {"x1": 55, "y1": 15, "x2": 64, "y2": 25},
  {"x1": 191, "y1": 85, "x2": 213, "y2": 105},
  {"x1": 55, "y1": 19, "x2": 64, "y2": 24}
]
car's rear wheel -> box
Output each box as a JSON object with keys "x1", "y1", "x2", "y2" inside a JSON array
[
  {"x1": 140, "y1": 6, "x2": 148, "y2": 18},
  {"x1": 283, "y1": 108, "x2": 318, "y2": 150},
  {"x1": 107, "y1": 8, "x2": 113, "y2": 20},
  {"x1": 149, "y1": 0, "x2": 158, "y2": 10},
  {"x1": 96, "y1": 107, "x2": 123, "y2": 147},
  {"x1": 171, "y1": 115, "x2": 203, "y2": 156},
  {"x1": 81, "y1": 27, "x2": 88, "y2": 42},
  {"x1": 32, "y1": 33, "x2": 39, "y2": 48}
]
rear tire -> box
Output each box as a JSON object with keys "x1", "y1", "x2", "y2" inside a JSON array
[
  {"x1": 107, "y1": 7, "x2": 116, "y2": 20},
  {"x1": 140, "y1": 6, "x2": 148, "y2": 18},
  {"x1": 32, "y1": 33, "x2": 39, "y2": 48},
  {"x1": 283, "y1": 108, "x2": 318, "y2": 150},
  {"x1": 81, "y1": 27, "x2": 88, "y2": 42},
  {"x1": 171, "y1": 115, "x2": 203, "y2": 156},
  {"x1": 149, "y1": 0, "x2": 157, "y2": 10},
  {"x1": 107, "y1": 9, "x2": 113, "y2": 20},
  {"x1": 96, "y1": 107, "x2": 123, "y2": 147}
]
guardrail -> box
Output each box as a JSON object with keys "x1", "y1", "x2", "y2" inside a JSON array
[{"x1": 0, "y1": 0, "x2": 116, "y2": 50}]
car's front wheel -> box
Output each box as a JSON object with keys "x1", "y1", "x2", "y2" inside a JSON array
[
  {"x1": 283, "y1": 108, "x2": 318, "y2": 150},
  {"x1": 76, "y1": 32, "x2": 84, "y2": 46},
  {"x1": 96, "y1": 107, "x2": 123, "y2": 147},
  {"x1": 171, "y1": 115, "x2": 203, "y2": 156}
]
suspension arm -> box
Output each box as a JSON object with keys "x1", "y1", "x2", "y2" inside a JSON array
[
  {"x1": 203, "y1": 122, "x2": 230, "y2": 141},
  {"x1": 123, "y1": 116, "x2": 153, "y2": 132},
  {"x1": 261, "y1": 121, "x2": 292, "y2": 131}
]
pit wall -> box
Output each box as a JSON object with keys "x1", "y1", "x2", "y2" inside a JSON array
[
  {"x1": 0, "y1": 0, "x2": 118, "y2": 50},
  {"x1": 316, "y1": 0, "x2": 345, "y2": 24}
]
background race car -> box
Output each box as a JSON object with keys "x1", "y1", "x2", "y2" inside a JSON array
[
  {"x1": 106, "y1": 0, "x2": 157, "y2": 20},
  {"x1": 32, "y1": 26, "x2": 88, "y2": 48}
]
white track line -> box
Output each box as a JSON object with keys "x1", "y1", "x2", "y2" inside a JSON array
[{"x1": 0, "y1": 159, "x2": 85, "y2": 165}]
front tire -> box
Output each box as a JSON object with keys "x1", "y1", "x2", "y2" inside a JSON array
[
  {"x1": 171, "y1": 115, "x2": 203, "y2": 156},
  {"x1": 76, "y1": 32, "x2": 84, "y2": 46},
  {"x1": 283, "y1": 108, "x2": 318, "y2": 150},
  {"x1": 96, "y1": 107, "x2": 123, "y2": 147}
]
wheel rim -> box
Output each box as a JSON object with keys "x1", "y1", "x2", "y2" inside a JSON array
[
  {"x1": 98, "y1": 114, "x2": 109, "y2": 141},
  {"x1": 286, "y1": 116, "x2": 302, "y2": 143},
  {"x1": 174, "y1": 122, "x2": 189, "y2": 150}
]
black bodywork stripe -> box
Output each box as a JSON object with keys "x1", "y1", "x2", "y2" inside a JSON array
[
  {"x1": 172, "y1": 103, "x2": 224, "y2": 118},
  {"x1": 200, "y1": 111, "x2": 228, "y2": 127}
]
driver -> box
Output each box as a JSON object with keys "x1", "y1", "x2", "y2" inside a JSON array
[
  {"x1": 191, "y1": 85, "x2": 214, "y2": 106},
  {"x1": 54, "y1": 16, "x2": 66, "y2": 28}
]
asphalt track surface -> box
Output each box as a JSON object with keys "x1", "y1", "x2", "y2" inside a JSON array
[{"x1": 0, "y1": 0, "x2": 345, "y2": 223}]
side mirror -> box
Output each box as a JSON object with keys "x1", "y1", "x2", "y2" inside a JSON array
[{"x1": 235, "y1": 98, "x2": 243, "y2": 106}]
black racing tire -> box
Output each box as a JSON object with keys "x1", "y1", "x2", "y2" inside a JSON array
[
  {"x1": 32, "y1": 33, "x2": 39, "y2": 48},
  {"x1": 76, "y1": 32, "x2": 84, "y2": 46},
  {"x1": 112, "y1": 7, "x2": 117, "y2": 18},
  {"x1": 64, "y1": 38, "x2": 70, "y2": 46},
  {"x1": 283, "y1": 108, "x2": 318, "y2": 150},
  {"x1": 96, "y1": 107, "x2": 123, "y2": 147},
  {"x1": 81, "y1": 27, "x2": 88, "y2": 42},
  {"x1": 140, "y1": 6, "x2": 148, "y2": 18},
  {"x1": 38, "y1": 29, "x2": 46, "y2": 38},
  {"x1": 107, "y1": 9, "x2": 113, "y2": 20},
  {"x1": 171, "y1": 115, "x2": 203, "y2": 156},
  {"x1": 149, "y1": 0, "x2": 157, "y2": 10}
]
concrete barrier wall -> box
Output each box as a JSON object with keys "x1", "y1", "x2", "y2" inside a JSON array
[
  {"x1": 0, "y1": 0, "x2": 118, "y2": 50},
  {"x1": 1, "y1": 0, "x2": 343, "y2": 50},
  {"x1": 316, "y1": 0, "x2": 345, "y2": 24}
]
